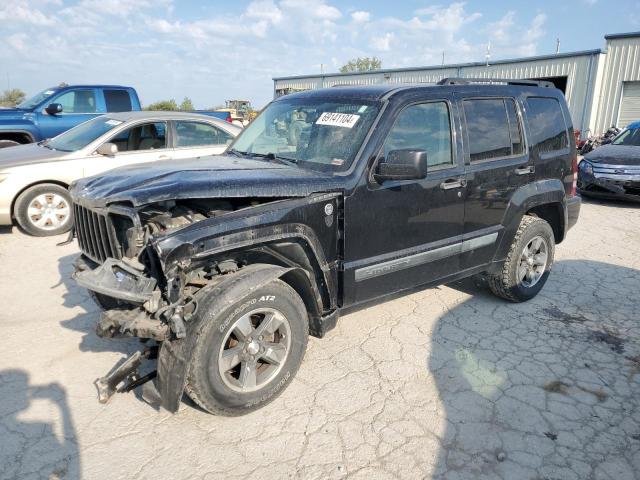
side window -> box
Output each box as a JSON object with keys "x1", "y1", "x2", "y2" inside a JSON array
[
  {"x1": 526, "y1": 97, "x2": 569, "y2": 153},
  {"x1": 463, "y1": 98, "x2": 523, "y2": 162},
  {"x1": 104, "y1": 90, "x2": 132, "y2": 112},
  {"x1": 53, "y1": 90, "x2": 97, "y2": 114},
  {"x1": 383, "y1": 101, "x2": 454, "y2": 170},
  {"x1": 108, "y1": 122, "x2": 167, "y2": 152},
  {"x1": 175, "y1": 121, "x2": 233, "y2": 147}
]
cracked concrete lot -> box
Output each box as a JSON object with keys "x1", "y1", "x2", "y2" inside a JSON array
[{"x1": 0, "y1": 197, "x2": 639, "y2": 480}]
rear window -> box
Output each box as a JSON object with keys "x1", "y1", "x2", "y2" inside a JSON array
[
  {"x1": 526, "y1": 97, "x2": 569, "y2": 153},
  {"x1": 463, "y1": 98, "x2": 524, "y2": 162},
  {"x1": 104, "y1": 90, "x2": 132, "y2": 112}
]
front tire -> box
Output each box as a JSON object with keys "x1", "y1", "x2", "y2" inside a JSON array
[
  {"x1": 14, "y1": 183, "x2": 73, "y2": 236},
  {"x1": 186, "y1": 279, "x2": 309, "y2": 415},
  {"x1": 488, "y1": 215, "x2": 555, "y2": 302}
]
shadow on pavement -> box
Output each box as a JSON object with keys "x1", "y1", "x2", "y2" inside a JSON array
[
  {"x1": 56, "y1": 252, "x2": 139, "y2": 356},
  {"x1": 0, "y1": 369, "x2": 81, "y2": 479},
  {"x1": 431, "y1": 259, "x2": 640, "y2": 479}
]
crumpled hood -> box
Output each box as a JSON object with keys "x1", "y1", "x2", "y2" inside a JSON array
[
  {"x1": 71, "y1": 155, "x2": 342, "y2": 208},
  {"x1": 0, "y1": 143, "x2": 66, "y2": 170},
  {"x1": 584, "y1": 144, "x2": 640, "y2": 166}
]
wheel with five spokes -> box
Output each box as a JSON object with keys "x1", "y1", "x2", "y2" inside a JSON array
[
  {"x1": 14, "y1": 183, "x2": 73, "y2": 236},
  {"x1": 488, "y1": 215, "x2": 555, "y2": 302},
  {"x1": 186, "y1": 279, "x2": 308, "y2": 415}
]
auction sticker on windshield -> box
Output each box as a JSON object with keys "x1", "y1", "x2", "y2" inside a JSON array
[{"x1": 316, "y1": 112, "x2": 360, "y2": 128}]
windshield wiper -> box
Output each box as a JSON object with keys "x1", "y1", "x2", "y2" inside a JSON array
[
  {"x1": 40, "y1": 140, "x2": 54, "y2": 150},
  {"x1": 250, "y1": 152, "x2": 298, "y2": 166},
  {"x1": 227, "y1": 148, "x2": 248, "y2": 157}
]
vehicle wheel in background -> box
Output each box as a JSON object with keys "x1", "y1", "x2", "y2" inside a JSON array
[
  {"x1": 14, "y1": 183, "x2": 73, "y2": 236},
  {"x1": 488, "y1": 215, "x2": 555, "y2": 302},
  {"x1": 186, "y1": 279, "x2": 309, "y2": 416},
  {"x1": 0, "y1": 140, "x2": 20, "y2": 148}
]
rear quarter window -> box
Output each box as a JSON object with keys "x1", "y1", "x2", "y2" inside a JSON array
[
  {"x1": 525, "y1": 97, "x2": 569, "y2": 153},
  {"x1": 104, "y1": 90, "x2": 132, "y2": 112}
]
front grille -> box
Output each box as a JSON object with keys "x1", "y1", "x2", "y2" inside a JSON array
[{"x1": 73, "y1": 204, "x2": 121, "y2": 263}]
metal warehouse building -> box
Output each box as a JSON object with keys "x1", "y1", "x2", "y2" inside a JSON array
[{"x1": 273, "y1": 31, "x2": 640, "y2": 137}]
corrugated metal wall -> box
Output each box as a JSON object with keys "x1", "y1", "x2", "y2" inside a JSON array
[
  {"x1": 274, "y1": 53, "x2": 599, "y2": 133},
  {"x1": 592, "y1": 36, "x2": 640, "y2": 133},
  {"x1": 459, "y1": 56, "x2": 597, "y2": 133},
  {"x1": 274, "y1": 34, "x2": 640, "y2": 136}
]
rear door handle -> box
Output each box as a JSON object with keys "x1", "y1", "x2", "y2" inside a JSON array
[
  {"x1": 158, "y1": 155, "x2": 170, "y2": 160},
  {"x1": 515, "y1": 165, "x2": 535, "y2": 175},
  {"x1": 440, "y1": 178, "x2": 466, "y2": 190}
]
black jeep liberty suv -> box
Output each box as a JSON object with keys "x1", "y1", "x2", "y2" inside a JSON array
[{"x1": 70, "y1": 78, "x2": 581, "y2": 415}]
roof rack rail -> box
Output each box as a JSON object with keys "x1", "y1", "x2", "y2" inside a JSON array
[{"x1": 436, "y1": 77, "x2": 555, "y2": 88}]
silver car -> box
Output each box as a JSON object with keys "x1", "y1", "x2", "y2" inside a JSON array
[{"x1": 0, "y1": 111, "x2": 241, "y2": 236}]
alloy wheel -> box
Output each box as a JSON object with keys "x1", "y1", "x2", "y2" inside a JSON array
[
  {"x1": 218, "y1": 307, "x2": 291, "y2": 393},
  {"x1": 518, "y1": 235, "x2": 549, "y2": 287}
]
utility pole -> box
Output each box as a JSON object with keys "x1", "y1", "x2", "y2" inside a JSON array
[
  {"x1": 442, "y1": 51, "x2": 445, "y2": 66},
  {"x1": 485, "y1": 42, "x2": 491, "y2": 68},
  {"x1": 556, "y1": 38, "x2": 560, "y2": 54},
  {"x1": 320, "y1": 63, "x2": 324, "y2": 74}
]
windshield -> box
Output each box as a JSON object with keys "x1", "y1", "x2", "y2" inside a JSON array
[
  {"x1": 612, "y1": 127, "x2": 640, "y2": 146},
  {"x1": 230, "y1": 97, "x2": 381, "y2": 172},
  {"x1": 47, "y1": 117, "x2": 124, "y2": 152},
  {"x1": 17, "y1": 88, "x2": 59, "y2": 110}
]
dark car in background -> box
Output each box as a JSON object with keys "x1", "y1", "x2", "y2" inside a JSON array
[{"x1": 578, "y1": 120, "x2": 640, "y2": 201}]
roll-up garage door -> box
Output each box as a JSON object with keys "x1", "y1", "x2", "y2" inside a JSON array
[{"x1": 618, "y1": 81, "x2": 640, "y2": 128}]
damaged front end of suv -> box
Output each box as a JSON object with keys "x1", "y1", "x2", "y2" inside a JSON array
[
  {"x1": 68, "y1": 93, "x2": 382, "y2": 414},
  {"x1": 70, "y1": 166, "x2": 343, "y2": 412}
]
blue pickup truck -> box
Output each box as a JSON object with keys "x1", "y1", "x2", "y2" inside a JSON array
[{"x1": 0, "y1": 85, "x2": 141, "y2": 148}]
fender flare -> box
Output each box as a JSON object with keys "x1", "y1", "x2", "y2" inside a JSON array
[
  {"x1": 157, "y1": 263, "x2": 298, "y2": 413},
  {"x1": 492, "y1": 179, "x2": 566, "y2": 264}
]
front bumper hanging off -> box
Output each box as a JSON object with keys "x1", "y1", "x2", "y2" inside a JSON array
[{"x1": 95, "y1": 346, "x2": 158, "y2": 404}]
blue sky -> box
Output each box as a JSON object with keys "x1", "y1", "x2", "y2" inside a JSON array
[{"x1": 1, "y1": 0, "x2": 638, "y2": 109}]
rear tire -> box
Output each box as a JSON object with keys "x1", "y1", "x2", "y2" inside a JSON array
[
  {"x1": 488, "y1": 215, "x2": 555, "y2": 302},
  {"x1": 186, "y1": 279, "x2": 309, "y2": 415},
  {"x1": 0, "y1": 140, "x2": 20, "y2": 148},
  {"x1": 14, "y1": 183, "x2": 73, "y2": 236}
]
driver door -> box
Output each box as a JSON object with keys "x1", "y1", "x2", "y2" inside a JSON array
[
  {"x1": 342, "y1": 99, "x2": 466, "y2": 306},
  {"x1": 83, "y1": 121, "x2": 171, "y2": 177},
  {"x1": 38, "y1": 88, "x2": 101, "y2": 138}
]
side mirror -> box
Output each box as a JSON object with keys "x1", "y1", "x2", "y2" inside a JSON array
[
  {"x1": 45, "y1": 103, "x2": 63, "y2": 115},
  {"x1": 96, "y1": 142, "x2": 118, "y2": 156},
  {"x1": 375, "y1": 149, "x2": 428, "y2": 182}
]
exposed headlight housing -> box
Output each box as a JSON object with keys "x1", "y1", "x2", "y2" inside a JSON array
[{"x1": 579, "y1": 161, "x2": 593, "y2": 175}]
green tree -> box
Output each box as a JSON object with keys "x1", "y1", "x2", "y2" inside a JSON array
[
  {"x1": 339, "y1": 57, "x2": 382, "y2": 73},
  {"x1": 0, "y1": 88, "x2": 26, "y2": 107},
  {"x1": 179, "y1": 97, "x2": 194, "y2": 111},
  {"x1": 145, "y1": 99, "x2": 178, "y2": 111}
]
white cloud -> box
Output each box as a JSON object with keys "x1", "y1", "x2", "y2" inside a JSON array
[
  {"x1": 371, "y1": 33, "x2": 394, "y2": 52},
  {"x1": 280, "y1": 0, "x2": 341, "y2": 20},
  {"x1": 246, "y1": 0, "x2": 283, "y2": 24},
  {"x1": 0, "y1": 1, "x2": 551, "y2": 109},
  {"x1": 0, "y1": 1, "x2": 55, "y2": 25},
  {"x1": 351, "y1": 10, "x2": 370, "y2": 23}
]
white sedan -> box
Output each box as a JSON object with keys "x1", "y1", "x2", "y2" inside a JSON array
[{"x1": 0, "y1": 111, "x2": 241, "y2": 236}]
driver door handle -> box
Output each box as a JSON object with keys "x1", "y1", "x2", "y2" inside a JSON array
[
  {"x1": 515, "y1": 165, "x2": 535, "y2": 175},
  {"x1": 440, "y1": 178, "x2": 466, "y2": 190},
  {"x1": 158, "y1": 155, "x2": 170, "y2": 160}
]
